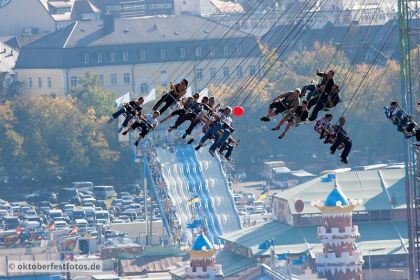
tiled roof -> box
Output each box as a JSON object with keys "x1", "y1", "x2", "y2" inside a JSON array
[
  {"x1": 71, "y1": 0, "x2": 100, "y2": 18},
  {"x1": 15, "y1": 15, "x2": 262, "y2": 69}
]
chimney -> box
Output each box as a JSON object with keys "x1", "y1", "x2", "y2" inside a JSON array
[{"x1": 103, "y1": 14, "x2": 115, "y2": 34}]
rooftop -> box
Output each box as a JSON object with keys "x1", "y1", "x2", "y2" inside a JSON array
[
  {"x1": 192, "y1": 233, "x2": 213, "y2": 251},
  {"x1": 324, "y1": 186, "x2": 349, "y2": 207},
  {"x1": 274, "y1": 168, "x2": 405, "y2": 215},
  {"x1": 220, "y1": 220, "x2": 408, "y2": 257},
  {"x1": 25, "y1": 15, "x2": 250, "y2": 49}
]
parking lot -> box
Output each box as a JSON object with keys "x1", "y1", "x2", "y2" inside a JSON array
[{"x1": 0, "y1": 181, "x2": 163, "y2": 247}]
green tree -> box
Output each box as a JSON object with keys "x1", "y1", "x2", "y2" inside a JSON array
[
  {"x1": 70, "y1": 72, "x2": 115, "y2": 118},
  {"x1": 0, "y1": 102, "x2": 24, "y2": 182}
]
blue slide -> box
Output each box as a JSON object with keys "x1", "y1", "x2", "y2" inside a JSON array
[{"x1": 175, "y1": 146, "x2": 222, "y2": 244}]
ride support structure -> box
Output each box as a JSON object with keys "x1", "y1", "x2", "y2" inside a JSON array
[{"x1": 398, "y1": 0, "x2": 420, "y2": 278}]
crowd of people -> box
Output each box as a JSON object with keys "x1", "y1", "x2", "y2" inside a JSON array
[
  {"x1": 109, "y1": 79, "x2": 240, "y2": 161},
  {"x1": 260, "y1": 69, "x2": 351, "y2": 164},
  {"x1": 108, "y1": 71, "x2": 419, "y2": 165},
  {"x1": 384, "y1": 101, "x2": 420, "y2": 143}
]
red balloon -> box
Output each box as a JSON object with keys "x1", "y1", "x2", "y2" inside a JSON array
[{"x1": 233, "y1": 106, "x2": 244, "y2": 117}]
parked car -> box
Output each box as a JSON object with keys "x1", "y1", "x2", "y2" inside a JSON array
[
  {"x1": 244, "y1": 192, "x2": 256, "y2": 204},
  {"x1": 128, "y1": 204, "x2": 142, "y2": 214},
  {"x1": 39, "y1": 201, "x2": 52, "y2": 209},
  {"x1": 54, "y1": 221, "x2": 68, "y2": 231},
  {"x1": 82, "y1": 197, "x2": 96, "y2": 206},
  {"x1": 72, "y1": 209, "x2": 86, "y2": 220},
  {"x1": 121, "y1": 196, "x2": 134, "y2": 205},
  {"x1": 3, "y1": 216, "x2": 19, "y2": 230},
  {"x1": 96, "y1": 200, "x2": 107, "y2": 210},
  {"x1": 71, "y1": 181, "x2": 94, "y2": 192},
  {"x1": 118, "y1": 215, "x2": 131, "y2": 223},
  {"x1": 82, "y1": 207, "x2": 96, "y2": 224},
  {"x1": 58, "y1": 188, "x2": 81, "y2": 205},
  {"x1": 95, "y1": 210, "x2": 110, "y2": 223},
  {"x1": 118, "y1": 184, "x2": 141, "y2": 194},
  {"x1": 74, "y1": 219, "x2": 88, "y2": 233},
  {"x1": 122, "y1": 209, "x2": 137, "y2": 221},
  {"x1": 93, "y1": 186, "x2": 115, "y2": 199},
  {"x1": 111, "y1": 199, "x2": 123, "y2": 207},
  {"x1": 118, "y1": 192, "x2": 132, "y2": 199},
  {"x1": 63, "y1": 204, "x2": 75, "y2": 214},
  {"x1": 48, "y1": 209, "x2": 63, "y2": 223}
]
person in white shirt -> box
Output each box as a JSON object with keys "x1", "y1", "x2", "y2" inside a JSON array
[
  {"x1": 121, "y1": 111, "x2": 160, "y2": 146},
  {"x1": 314, "y1": 113, "x2": 335, "y2": 144}
]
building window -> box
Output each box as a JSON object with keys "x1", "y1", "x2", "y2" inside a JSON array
[
  {"x1": 140, "y1": 83, "x2": 149, "y2": 94},
  {"x1": 236, "y1": 45, "x2": 242, "y2": 55},
  {"x1": 209, "y1": 47, "x2": 215, "y2": 56},
  {"x1": 98, "y1": 74, "x2": 104, "y2": 85},
  {"x1": 110, "y1": 51, "x2": 116, "y2": 62},
  {"x1": 111, "y1": 74, "x2": 117, "y2": 85},
  {"x1": 48, "y1": 77, "x2": 52, "y2": 88},
  {"x1": 223, "y1": 66, "x2": 230, "y2": 78},
  {"x1": 83, "y1": 53, "x2": 89, "y2": 64},
  {"x1": 140, "y1": 49, "x2": 146, "y2": 60},
  {"x1": 237, "y1": 66, "x2": 243, "y2": 78},
  {"x1": 160, "y1": 70, "x2": 168, "y2": 86},
  {"x1": 223, "y1": 45, "x2": 229, "y2": 56},
  {"x1": 28, "y1": 77, "x2": 33, "y2": 88},
  {"x1": 196, "y1": 68, "x2": 203, "y2": 80},
  {"x1": 70, "y1": 76, "x2": 77, "y2": 87},
  {"x1": 210, "y1": 67, "x2": 216, "y2": 79},
  {"x1": 250, "y1": 65, "x2": 256, "y2": 75},
  {"x1": 38, "y1": 77, "x2": 42, "y2": 88},
  {"x1": 123, "y1": 73, "x2": 130, "y2": 84},
  {"x1": 160, "y1": 49, "x2": 166, "y2": 59},
  {"x1": 195, "y1": 47, "x2": 202, "y2": 57},
  {"x1": 180, "y1": 48, "x2": 185, "y2": 58},
  {"x1": 97, "y1": 52, "x2": 103, "y2": 63},
  {"x1": 122, "y1": 51, "x2": 129, "y2": 62}
]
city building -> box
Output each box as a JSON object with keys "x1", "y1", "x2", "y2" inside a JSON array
[
  {"x1": 15, "y1": 15, "x2": 262, "y2": 97},
  {"x1": 219, "y1": 168, "x2": 409, "y2": 279},
  {"x1": 0, "y1": 0, "x2": 103, "y2": 36},
  {"x1": 0, "y1": 0, "x2": 58, "y2": 36},
  {"x1": 0, "y1": 37, "x2": 19, "y2": 100},
  {"x1": 314, "y1": 186, "x2": 364, "y2": 279},
  {"x1": 91, "y1": 0, "x2": 175, "y2": 18}
]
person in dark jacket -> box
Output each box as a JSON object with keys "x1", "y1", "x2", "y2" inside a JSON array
[
  {"x1": 260, "y1": 88, "x2": 301, "y2": 122},
  {"x1": 271, "y1": 101, "x2": 309, "y2": 139},
  {"x1": 308, "y1": 84, "x2": 341, "y2": 121},
  {"x1": 153, "y1": 79, "x2": 188, "y2": 114},
  {"x1": 108, "y1": 97, "x2": 144, "y2": 131},
  {"x1": 330, "y1": 116, "x2": 352, "y2": 164},
  {"x1": 301, "y1": 69, "x2": 335, "y2": 100}
]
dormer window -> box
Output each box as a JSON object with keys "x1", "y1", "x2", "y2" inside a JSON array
[
  {"x1": 122, "y1": 51, "x2": 129, "y2": 62},
  {"x1": 160, "y1": 49, "x2": 166, "y2": 59},
  {"x1": 110, "y1": 51, "x2": 116, "y2": 62},
  {"x1": 195, "y1": 47, "x2": 202, "y2": 57},
  {"x1": 140, "y1": 49, "x2": 146, "y2": 60},
  {"x1": 97, "y1": 52, "x2": 103, "y2": 63},
  {"x1": 83, "y1": 53, "x2": 89, "y2": 64}
]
